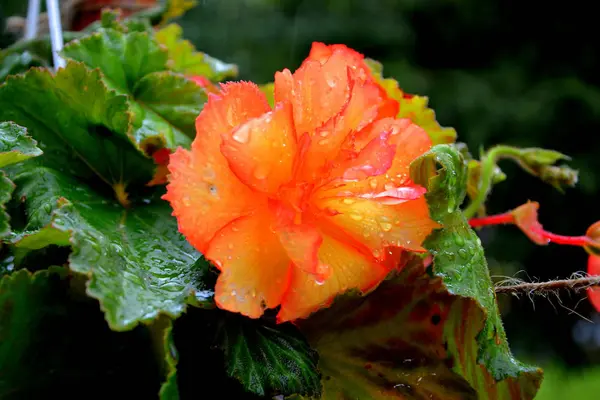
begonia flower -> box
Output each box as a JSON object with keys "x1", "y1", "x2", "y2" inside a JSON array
[{"x1": 164, "y1": 43, "x2": 440, "y2": 322}]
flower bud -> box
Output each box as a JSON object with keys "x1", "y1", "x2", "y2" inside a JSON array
[{"x1": 584, "y1": 221, "x2": 600, "y2": 256}]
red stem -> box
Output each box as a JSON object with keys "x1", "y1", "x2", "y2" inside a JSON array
[
  {"x1": 468, "y1": 213, "x2": 514, "y2": 228},
  {"x1": 469, "y1": 213, "x2": 592, "y2": 247}
]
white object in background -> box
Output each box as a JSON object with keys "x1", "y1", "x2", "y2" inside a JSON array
[
  {"x1": 46, "y1": 0, "x2": 66, "y2": 70},
  {"x1": 25, "y1": 0, "x2": 41, "y2": 40}
]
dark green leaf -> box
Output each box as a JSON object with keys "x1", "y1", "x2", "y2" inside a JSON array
[
  {"x1": 0, "y1": 174, "x2": 14, "y2": 238},
  {"x1": 7, "y1": 164, "x2": 211, "y2": 330},
  {"x1": 0, "y1": 122, "x2": 42, "y2": 237},
  {"x1": 63, "y1": 23, "x2": 205, "y2": 151},
  {"x1": 220, "y1": 315, "x2": 321, "y2": 398},
  {"x1": 0, "y1": 62, "x2": 154, "y2": 190},
  {"x1": 411, "y1": 145, "x2": 543, "y2": 398},
  {"x1": 0, "y1": 268, "x2": 162, "y2": 398},
  {"x1": 0, "y1": 122, "x2": 42, "y2": 168},
  {"x1": 155, "y1": 24, "x2": 238, "y2": 81}
]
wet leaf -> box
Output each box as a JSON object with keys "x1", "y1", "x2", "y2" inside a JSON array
[
  {"x1": 155, "y1": 24, "x2": 238, "y2": 82},
  {"x1": 6, "y1": 163, "x2": 211, "y2": 330},
  {"x1": 220, "y1": 315, "x2": 321, "y2": 398},
  {"x1": 0, "y1": 268, "x2": 162, "y2": 398},
  {"x1": 366, "y1": 59, "x2": 457, "y2": 145},
  {"x1": 0, "y1": 174, "x2": 14, "y2": 238},
  {"x1": 411, "y1": 145, "x2": 543, "y2": 398},
  {"x1": 0, "y1": 122, "x2": 42, "y2": 169},
  {"x1": 0, "y1": 62, "x2": 154, "y2": 190},
  {"x1": 63, "y1": 22, "x2": 206, "y2": 151}
]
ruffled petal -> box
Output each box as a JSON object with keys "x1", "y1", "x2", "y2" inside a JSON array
[
  {"x1": 315, "y1": 195, "x2": 440, "y2": 256},
  {"x1": 324, "y1": 118, "x2": 432, "y2": 197},
  {"x1": 270, "y1": 201, "x2": 326, "y2": 278},
  {"x1": 164, "y1": 148, "x2": 264, "y2": 254},
  {"x1": 207, "y1": 210, "x2": 292, "y2": 319},
  {"x1": 297, "y1": 73, "x2": 384, "y2": 182},
  {"x1": 221, "y1": 101, "x2": 297, "y2": 193},
  {"x1": 277, "y1": 234, "x2": 389, "y2": 322},
  {"x1": 164, "y1": 82, "x2": 270, "y2": 253}
]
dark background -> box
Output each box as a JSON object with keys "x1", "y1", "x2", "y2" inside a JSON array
[{"x1": 2, "y1": 0, "x2": 600, "y2": 397}]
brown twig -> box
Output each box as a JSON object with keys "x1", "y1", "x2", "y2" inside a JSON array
[{"x1": 495, "y1": 274, "x2": 600, "y2": 294}]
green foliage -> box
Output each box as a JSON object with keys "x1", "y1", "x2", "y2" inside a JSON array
[
  {"x1": 411, "y1": 145, "x2": 543, "y2": 397},
  {"x1": 220, "y1": 316, "x2": 321, "y2": 398}
]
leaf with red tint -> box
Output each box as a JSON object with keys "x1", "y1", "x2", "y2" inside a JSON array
[{"x1": 296, "y1": 256, "x2": 541, "y2": 400}]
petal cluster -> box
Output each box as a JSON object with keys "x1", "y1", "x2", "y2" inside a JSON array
[{"x1": 164, "y1": 43, "x2": 440, "y2": 322}]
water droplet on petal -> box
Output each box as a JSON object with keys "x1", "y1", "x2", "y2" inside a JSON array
[
  {"x1": 232, "y1": 125, "x2": 250, "y2": 143},
  {"x1": 369, "y1": 178, "x2": 378, "y2": 190},
  {"x1": 227, "y1": 243, "x2": 234, "y2": 249},
  {"x1": 320, "y1": 130, "x2": 330, "y2": 137},
  {"x1": 381, "y1": 222, "x2": 392, "y2": 232},
  {"x1": 342, "y1": 198, "x2": 355, "y2": 205},
  {"x1": 253, "y1": 165, "x2": 269, "y2": 180},
  {"x1": 384, "y1": 182, "x2": 394, "y2": 191},
  {"x1": 231, "y1": 290, "x2": 237, "y2": 296},
  {"x1": 315, "y1": 277, "x2": 326, "y2": 286},
  {"x1": 318, "y1": 138, "x2": 329, "y2": 146},
  {"x1": 350, "y1": 213, "x2": 363, "y2": 221},
  {"x1": 183, "y1": 196, "x2": 191, "y2": 206}
]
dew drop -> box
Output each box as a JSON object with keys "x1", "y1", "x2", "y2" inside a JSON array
[
  {"x1": 253, "y1": 165, "x2": 269, "y2": 180},
  {"x1": 315, "y1": 278, "x2": 326, "y2": 286},
  {"x1": 182, "y1": 196, "x2": 191, "y2": 206},
  {"x1": 384, "y1": 182, "x2": 394, "y2": 191},
  {"x1": 381, "y1": 222, "x2": 392, "y2": 232},
  {"x1": 342, "y1": 198, "x2": 355, "y2": 205},
  {"x1": 454, "y1": 235, "x2": 465, "y2": 246},
  {"x1": 231, "y1": 290, "x2": 237, "y2": 296},
  {"x1": 372, "y1": 249, "x2": 382, "y2": 258},
  {"x1": 458, "y1": 248, "x2": 468, "y2": 259},
  {"x1": 320, "y1": 130, "x2": 330, "y2": 138},
  {"x1": 350, "y1": 213, "x2": 364, "y2": 221},
  {"x1": 318, "y1": 138, "x2": 329, "y2": 146},
  {"x1": 369, "y1": 178, "x2": 378, "y2": 190},
  {"x1": 227, "y1": 243, "x2": 234, "y2": 250},
  {"x1": 232, "y1": 126, "x2": 250, "y2": 143}
]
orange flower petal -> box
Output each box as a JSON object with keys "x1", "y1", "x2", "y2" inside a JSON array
[
  {"x1": 331, "y1": 118, "x2": 432, "y2": 196},
  {"x1": 270, "y1": 201, "x2": 326, "y2": 278},
  {"x1": 164, "y1": 148, "x2": 263, "y2": 253},
  {"x1": 207, "y1": 210, "x2": 292, "y2": 319},
  {"x1": 316, "y1": 196, "x2": 439, "y2": 257},
  {"x1": 298, "y1": 73, "x2": 384, "y2": 182},
  {"x1": 277, "y1": 234, "x2": 389, "y2": 322},
  {"x1": 164, "y1": 82, "x2": 270, "y2": 253},
  {"x1": 220, "y1": 102, "x2": 297, "y2": 193}
]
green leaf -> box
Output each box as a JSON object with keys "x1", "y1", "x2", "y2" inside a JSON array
[
  {"x1": 365, "y1": 59, "x2": 457, "y2": 145},
  {"x1": 7, "y1": 163, "x2": 212, "y2": 330},
  {"x1": 134, "y1": 71, "x2": 207, "y2": 135},
  {"x1": 410, "y1": 144, "x2": 468, "y2": 219},
  {"x1": 0, "y1": 122, "x2": 42, "y2": 168},
  {"x1": 155, "y1": 24, "x2": 238, "y2": 81},
  {"x1": 63, "y1": 24, "x2": 205, "y2": 151},
  {"x1": 159, "y1": 318, "x2": 180, "y2": 400},
  {"x1": 411, "y1": 145, "x2": 543, "y2": 398},
  {"x1": 0, "y1": 52, "x2": 47, "y2": 82},
  {"x1": 0, "y1": 268, "x2": 162, "y2": 398},
  {"x1": 220, "y1": 315, "x2": 321, "y2": 398},
  {"x1": 297, "y1": 258, "x2": 478, "y2": 400},
  {"x1": 0, "y1": 62, "x2": 154, "y2": 190},
  {"x1": 0, "y1": 173, "x2": 14, "y2": 238}
]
